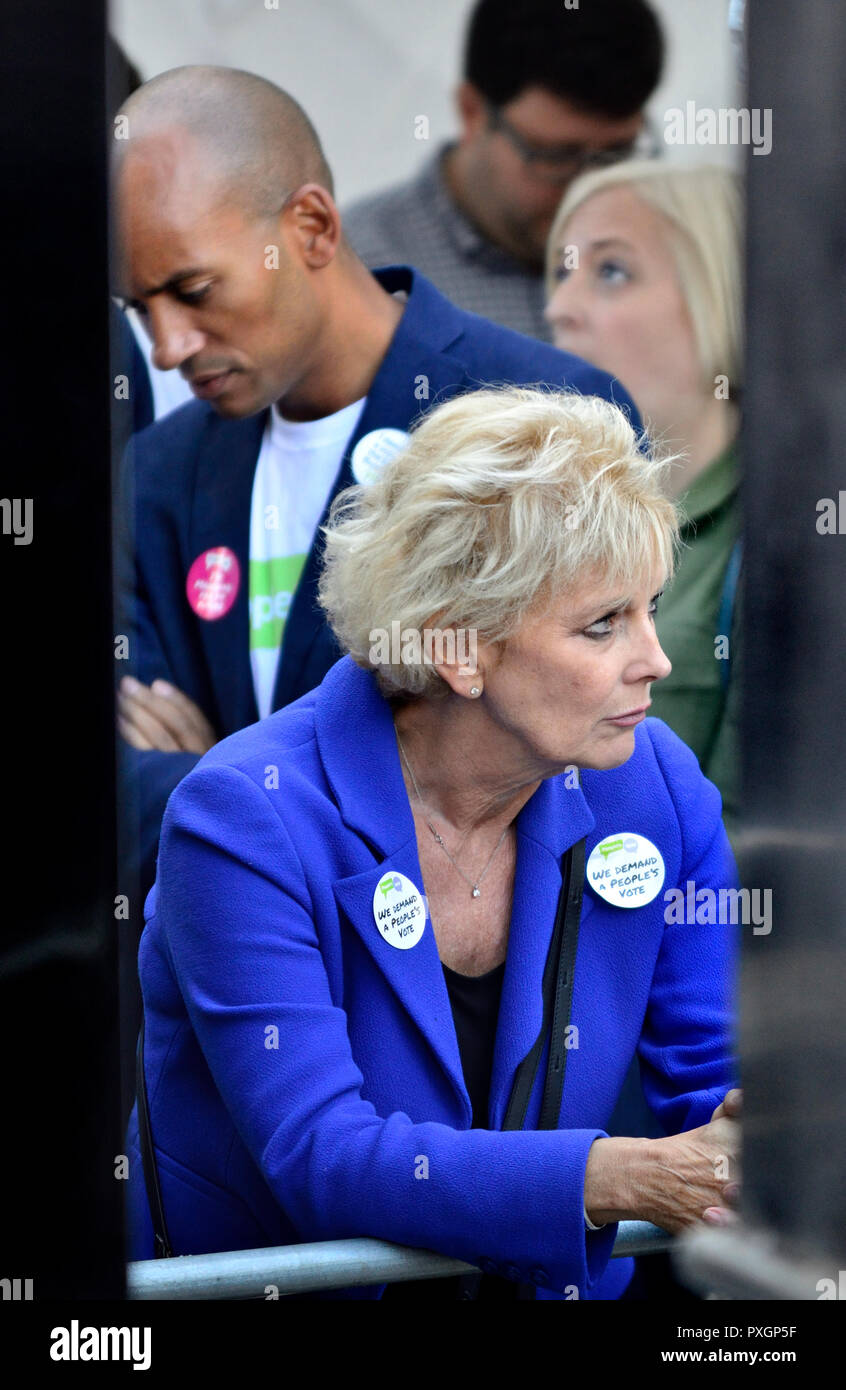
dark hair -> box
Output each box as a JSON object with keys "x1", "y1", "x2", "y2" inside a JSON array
[{"x1": 464, "y1": 0, "x2": 664, "y2": 119}]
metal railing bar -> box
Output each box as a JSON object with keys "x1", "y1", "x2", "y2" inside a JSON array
[{"x1": 126, "y1": 1221, "x2": 671, "y2": 1300}]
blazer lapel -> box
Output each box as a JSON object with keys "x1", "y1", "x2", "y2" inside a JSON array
[
  {"x1": 316, "y1": 660, "x2": 469, "y2": 1116},
  {"x1": 190, "y1": 410, "x2": 265, "y2": 735},
  {"x1": 271, "y1": 268, "x2": 471, "y2": 711},
  {"x1": 333, "y1": 840, "x2": 470, "y2": 1121}
]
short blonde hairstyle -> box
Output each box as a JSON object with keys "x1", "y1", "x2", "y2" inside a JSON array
[
  {"x1": 318, "y1": 387, "x2": 679, "y2": 699},
  {"x1": 546, "y1": 161, "x2": 744, "y2": 393}
]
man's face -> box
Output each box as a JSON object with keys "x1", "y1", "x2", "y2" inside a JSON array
[
  {"x1": 458, "y1": 85, "x2": 645, "y2": 268},
  {"x1": 115, "y1": 129, "x2": 318, "y2": 418}
]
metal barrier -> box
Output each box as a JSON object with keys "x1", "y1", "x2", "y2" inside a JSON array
[{"x1": 127, "y1": 1222, "x2": 670, "y2": 1300}]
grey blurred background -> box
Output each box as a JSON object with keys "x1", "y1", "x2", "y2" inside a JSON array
[{"x1": 111, "y1": 0, "x2": 739, "y2": 205}]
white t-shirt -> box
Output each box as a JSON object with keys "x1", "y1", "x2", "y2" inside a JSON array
[{"x1": 249, "y1": 396, "x2": 367, "y2": 719}]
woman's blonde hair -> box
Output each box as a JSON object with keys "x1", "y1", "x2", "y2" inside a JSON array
[
  {"x1": 546, "y1": 161, "x2": 744, "y2": 393},
  {"x1": 318, "y1": 386, "x2": 679, "y2": 699}
]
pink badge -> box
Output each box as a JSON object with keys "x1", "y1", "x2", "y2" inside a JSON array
[{"x1": 186, "y1": 546, "x2": 241, "y2": 621}]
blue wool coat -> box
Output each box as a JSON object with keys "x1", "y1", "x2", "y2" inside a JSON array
[{"x1": 126, "y1": 656, "x2": 738, "y2": 1300}]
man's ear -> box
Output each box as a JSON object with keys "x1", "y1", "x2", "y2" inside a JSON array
[
  {"x1": 282, "y1": 183, "x2": 341, "y2": 269},
  {"x1": 454, "y1": 81, "x2": 489, "y2": 142}
]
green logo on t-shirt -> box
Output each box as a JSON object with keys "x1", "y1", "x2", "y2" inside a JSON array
[{"x1": 249, "y1": 554, "x2": 307, "y2": 649}]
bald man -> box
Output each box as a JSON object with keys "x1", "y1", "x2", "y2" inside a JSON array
[{"x1": 113, "y1": 66, "x2": 640, "y2": 893}]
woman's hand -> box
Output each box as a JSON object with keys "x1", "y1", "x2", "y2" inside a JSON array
[
  {"x1": 709, "y1": 1086, "x2": 742, "y2": 1124},
  {"x1": 584, "y1": 1088, "x2": 742, "y2": 1232},
  {"x1": 694, "y1": 1087, "x2": 742, "y2": 1228},
  {"x1": 634, "y1": 1098, "x2": 742, "y2": 1234}
]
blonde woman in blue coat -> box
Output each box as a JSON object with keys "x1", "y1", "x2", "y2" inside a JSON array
[{"x1": 127, "y1": 386, "x2": 741, "y2": 1301}]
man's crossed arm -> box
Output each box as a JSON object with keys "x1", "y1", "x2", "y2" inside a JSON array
[{"x1": 118, "y1": 676, "x2": 218, "y2": 755}]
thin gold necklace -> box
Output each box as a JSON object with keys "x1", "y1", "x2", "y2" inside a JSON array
[{"x1": 396, "y1": 731, "x2": 509, "y2": 899}]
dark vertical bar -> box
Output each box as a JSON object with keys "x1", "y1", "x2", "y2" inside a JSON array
[
  {"x1": 739, "y1": 0, "x2": 846, "y2": 1268},
  {"x1": 0, "y1": 0, "x2": 125, "y2": 1297},
  {"x1": 680, "y1": 0, "x2": 846, "y2": 1296}
]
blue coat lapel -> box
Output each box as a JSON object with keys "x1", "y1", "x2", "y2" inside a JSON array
[
  {"x1": 318, "y1": 659, "x2": 469, "y2": 1116},
  {"x1": 316, "y1": 659, "x2": 596, "y2": 1130},
  {"x1": 333, "y1": 841, "x2": 470, "y2": 1122},
  {"x1": 191, "y1": 410, "x2": 265, "y2": 734},
  {"x1": 271, "y1": 268, "x2": 471, "y2": 710}
]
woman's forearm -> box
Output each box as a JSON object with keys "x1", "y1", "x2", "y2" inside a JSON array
[{"x1": 583, "y1": 1135, "x2": 655, "y2": 1226}]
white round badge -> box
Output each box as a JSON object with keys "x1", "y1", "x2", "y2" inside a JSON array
[
  {"x1": 372, "y1": 871, "x2": 427, "y2": 949},
  {"x1": 351, "y1": 428, "x2": 410, "y2": 486},
  {"x1": 586, "y1": 832, "x2": 665, "y2": 909}
]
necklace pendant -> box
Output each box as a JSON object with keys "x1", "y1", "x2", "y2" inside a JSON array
[{"x1": 472, "y1": 886, "x2": 481, "y2": 898}]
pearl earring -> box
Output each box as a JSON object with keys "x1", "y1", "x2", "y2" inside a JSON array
[{"x1": 470, "y1": 686, "x2": 481, "y2": 697}]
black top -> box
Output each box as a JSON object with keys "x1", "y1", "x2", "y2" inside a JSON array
[
  {"x1": 380, "y1": 959, "x2": 521, "y2": 1301},
  {"x1": 441, "y1": 959, "x2": 506, "y2": 1130}
]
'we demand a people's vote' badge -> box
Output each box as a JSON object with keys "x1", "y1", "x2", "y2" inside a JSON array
[
  {"x1": 586, "y1": 833, "x2": 665, "y2": 909},
  {"x1": 372, "y1": 871, "x2": 427, "y2": 948}
]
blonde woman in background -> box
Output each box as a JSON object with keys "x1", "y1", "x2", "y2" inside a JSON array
[{"x1": 545, "y1": 163, "x2": 743, "y2": 835}]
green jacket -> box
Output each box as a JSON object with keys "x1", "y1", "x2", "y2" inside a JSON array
[{"x1": 650, "y1": 444, "x2": 741, "y2": 836}]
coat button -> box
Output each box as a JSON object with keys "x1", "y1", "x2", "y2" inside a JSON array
[
  {"x1": 504, "y1": 1264, "x2": 522, "y2": 1281},
  {"x1": 530, "y1": 1267, "x2": 549, "y2": 1286}
]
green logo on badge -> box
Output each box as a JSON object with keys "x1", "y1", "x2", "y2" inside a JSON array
[{"x1": 599, "y1": 838, "x2": 624, "y2": 860}]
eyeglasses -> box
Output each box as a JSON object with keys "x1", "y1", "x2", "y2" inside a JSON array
[{"x1": 486, "y1": 105, "x2": 659, "y2": 185}]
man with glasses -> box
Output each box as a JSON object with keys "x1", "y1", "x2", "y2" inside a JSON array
[{"x1": 344, "y1": 0, "x2": 663, "y2": 341}]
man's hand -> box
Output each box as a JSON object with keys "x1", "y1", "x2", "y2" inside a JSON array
[{"x1": 118, "y1": 676, "x2": 218, "y2": 754}]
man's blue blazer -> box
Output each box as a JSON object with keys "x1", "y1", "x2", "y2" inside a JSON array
[
  {"x1": 118, "y1": 265, "x2": 641, "y2": 892},
  {"x1": 126, "y1": 656, "x2": 738, "y2": 1301}
]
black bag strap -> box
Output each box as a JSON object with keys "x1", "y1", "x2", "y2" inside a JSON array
[
  {"x1": 502, "y1": 838, "x2": 585, "y2": 1132},
  {"x1": 539, "y1": 837, "x2": 585, "y2": 1129},
  {"x1": 136, "y1": 1015, "x2": 174, "y2": 1258},
  {"x1": 460, "y1": 838, "x2": 585, "y2": 1301}
]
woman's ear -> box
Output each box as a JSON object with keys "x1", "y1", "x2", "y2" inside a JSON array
[{"x1": 432, "y1": 627, "x2": 494, "y2": 699}]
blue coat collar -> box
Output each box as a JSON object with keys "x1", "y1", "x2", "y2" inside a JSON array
[{"x1": 316, "y1": 657, "x2": 596, "y2": 1125}]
